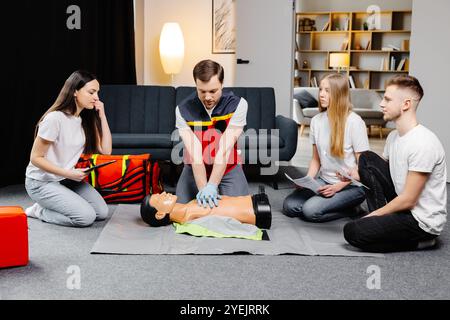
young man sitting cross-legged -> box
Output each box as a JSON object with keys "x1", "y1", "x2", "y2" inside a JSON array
[{"x1": 343, "y1": 75, "x2": 447, "y2": 253}]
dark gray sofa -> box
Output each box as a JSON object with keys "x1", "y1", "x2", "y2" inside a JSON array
[
  {"x1": 100, "y1": 85, "x2": 176, "y2": 160},
  {"x1": 100, "y1": 85, "x2": 298, "y2": 166}
]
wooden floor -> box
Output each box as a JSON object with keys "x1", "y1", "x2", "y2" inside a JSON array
[{"x1": 289, "y1": 125, "x2": 391, "y2": 168}]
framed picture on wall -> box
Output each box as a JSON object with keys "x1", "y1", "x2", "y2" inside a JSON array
[{"x1": 212, "y1": 0, "x2": 236, "y2": 54}]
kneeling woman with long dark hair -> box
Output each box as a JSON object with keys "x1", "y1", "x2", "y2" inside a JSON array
[{"x1": 24, "y1": 70, "x2": 112, "y2": 227}]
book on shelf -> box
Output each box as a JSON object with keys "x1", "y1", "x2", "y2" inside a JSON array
[
  {"x1": 390, "y1": 57, "x2": 396, "y2": 71},
  {"x1": 349, "y1": 75, "x2": 356, "y2": 89},
  {"x1": 401, "y1": 39, "x2": 410, "y2": 51},
  {"x1": 404, "y1": 58, "x2": 409, "y2": 71},
  {"x1": 365, "y1": 40, "x2": 371, "y2": 50},
  {"x1": 340, "y1": 40, "x2": 349, "y2": 51},
  {"x1": 310, "y1": 76, "x2": 318, "y2": 87},
  {"x1": 343, "y1": 18, "x2": 349, "y2": 31},
  {"x1": 396, "y1": 58, "x2": 406, "y2": 71},
  {"x1": 387, "y1": 44, "x2": 400, "y2": 51},
  {"x1": 322, "y1": 21, "x2": 330, "y2": 31},
  {"x1": 363, "y1": 79, "x2": 370, "y2": 89},
  {"x1": 380, "y1": 58, "x2": 389, "y2": 71}
]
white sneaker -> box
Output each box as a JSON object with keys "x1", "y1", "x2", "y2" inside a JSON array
[{"x1": 25, "y1": 203, "x2": 42, "y2": 219}]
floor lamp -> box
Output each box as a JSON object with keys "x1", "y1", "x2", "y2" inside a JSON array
[{"x1": 159, "y1": 22, "x2": 185, "y2": 85}]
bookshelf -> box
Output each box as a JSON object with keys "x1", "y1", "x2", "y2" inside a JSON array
[{"x1": 294, "y1": 10, "x2": 411, "y2": 91}]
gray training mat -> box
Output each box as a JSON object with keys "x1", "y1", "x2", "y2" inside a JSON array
[{"x1": 91, "y1": 203, "x2": 383, "y2": 257}]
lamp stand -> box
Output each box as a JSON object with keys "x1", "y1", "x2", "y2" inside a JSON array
[{"x1": 169, "y1": 73, "x2": 175, "y2": 86}]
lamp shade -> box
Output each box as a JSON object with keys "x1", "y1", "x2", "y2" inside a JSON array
[
  {"x1": 159, "y1": 22, "x2": 184, "y2": 75},
  {"x1": 329, "y1": 53, "x2": 350, "y2": 69}
]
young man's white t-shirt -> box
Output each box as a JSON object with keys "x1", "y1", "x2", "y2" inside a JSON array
[
  {"x1": 383, "y1": 124, "x2": 447, "y2": 235},
  {"x1": 25, "y1": 111, "x2": 86, "y2": 182},
  {"x1": 310, "y1": 111, "x2": 370, "y2": 184}
]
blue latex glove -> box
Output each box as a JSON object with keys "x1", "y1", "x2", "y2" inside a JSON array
[{"x1": 196, "y1": 183, "x2": 221, "y2": 208}]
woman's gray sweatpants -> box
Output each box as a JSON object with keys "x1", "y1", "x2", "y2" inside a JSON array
[
  {"x1": 25, "y1": 177, "x2": 109, "y2": 227},
  {"x1": 175, "y1": 164, "x2": 250, "y2": 204}
]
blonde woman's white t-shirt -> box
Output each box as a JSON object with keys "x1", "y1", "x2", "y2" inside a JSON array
[
  {"x1": 310, "y1": 111, "x2": 369, "y2": 184},
  {"x1": 383, "y1": 125, "x2": 447, "y2": 235},
  {"x1": 26, "y1": 111, "x2": 86, "y2": 182}
]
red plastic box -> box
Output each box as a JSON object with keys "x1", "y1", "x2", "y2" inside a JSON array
[{"x1": 0, "y1": 206, "x2": 29, "y2": 268}]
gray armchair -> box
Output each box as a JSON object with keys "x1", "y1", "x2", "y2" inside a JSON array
[{"x1": 293, "y1": 87, "x2": 386, "y2": 138}]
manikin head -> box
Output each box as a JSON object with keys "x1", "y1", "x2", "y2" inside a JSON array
[
  {"x1": 140, "y1": 192, "x2": 178, "y2": 227},
  {"x1": 380, "y1": 75, "x2": 424, "y2": 122}
]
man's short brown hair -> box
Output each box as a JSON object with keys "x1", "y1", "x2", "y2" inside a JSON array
[
  {"x1": 193, "y1": 59, "x2": 224, "y2": 83},
  {"x1": 386, "y1": 75, "x2": 424, "y2": 101}
]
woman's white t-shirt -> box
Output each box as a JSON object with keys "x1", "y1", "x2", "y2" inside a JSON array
[
  {"x1": 26, "y1": 111, "x2": 86, "y2": 182},
  {"x1": 310, "y1": 111, "x2": 370, "y2": 184}
]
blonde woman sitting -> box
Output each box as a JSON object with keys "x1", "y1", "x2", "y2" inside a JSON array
[{"x1": 283, "y1": 73, "x2": 368, "y2": 222}]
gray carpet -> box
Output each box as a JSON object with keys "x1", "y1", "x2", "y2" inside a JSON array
[
  {"x1": 91, "y1": 204, "x2": 382, "y2": 257},
  {"x1": 1, "y1": 167, "x2": 449, "y2": 300}
]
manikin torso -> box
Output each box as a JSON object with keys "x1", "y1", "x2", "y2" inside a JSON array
[{"x1": 170, "y1": 196, "x2": 255, "y2": 225}]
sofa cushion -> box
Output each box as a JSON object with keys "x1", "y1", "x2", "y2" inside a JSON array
[
  {"x1": 112, "y1": 133, "x2": 173, "y2": 148},
  {"x1": 294, "y1": 89, "x2": 318, "y2": 109},
  {"x1": 100, "y1": 85, "x2": 176, "y2": 134},
  {"x1": 302, "y1": 108, "x2": 321, "y2": 118},
  {"x1": 353, "y1": 108, "x2": 383, "y2": 119},
  {"x1": 350, "y1": 89, "x2": 382, "y2": 110}
]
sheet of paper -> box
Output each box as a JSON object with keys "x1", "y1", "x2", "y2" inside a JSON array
[
  {"x1": 285, "y1": 173, "x2": 321, "y2": 194},
  {"x1": 322, "y1": 151, "x2": 370, "y2": 190}
]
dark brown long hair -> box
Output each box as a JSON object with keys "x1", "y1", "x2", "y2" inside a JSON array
[{"x1": 35, "y1": 70, "x2": 102, "y2": 154}]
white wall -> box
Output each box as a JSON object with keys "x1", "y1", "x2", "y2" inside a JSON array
[
  {"x1": 411, "y1": 0, "x2": 450, "y2": 182},
  {"x1": 235, "y1": 0, "x2": 294, "y2": 118},
  {"x1": 137, "y1": 0, "x2": 235, "y2": 87},
  {"x1": 296, "y1": 0, "x2": 412, "y2": 12}
]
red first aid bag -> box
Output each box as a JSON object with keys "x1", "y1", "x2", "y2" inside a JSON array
[{"x1": 75, "y1": 154, "x2": 163, "y2": 204}]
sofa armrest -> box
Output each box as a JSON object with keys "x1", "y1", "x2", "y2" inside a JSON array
[
  {"x1": 292, "y1": 99, "x2": 306, "y2": 125},
  {"x1": 275, "y1": 115, "x2": 298, "y2": 161}
]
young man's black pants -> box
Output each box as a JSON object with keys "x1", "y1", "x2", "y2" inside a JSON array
[{"x1": 343, "y1": 151, "x2": 437, "y2": 253}]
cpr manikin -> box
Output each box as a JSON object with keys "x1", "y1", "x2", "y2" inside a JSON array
[{"x1": 141, "y1": 187, "x2": 271, "y2": 229}]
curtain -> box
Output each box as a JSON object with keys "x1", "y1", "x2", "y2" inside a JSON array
[{"x1": 1, "y1": 0, "x2": 136, "y2": 187}]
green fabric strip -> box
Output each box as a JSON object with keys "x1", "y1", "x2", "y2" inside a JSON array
[{"x1": 173, "y1": 222, "x2": 263, "y2": 241}]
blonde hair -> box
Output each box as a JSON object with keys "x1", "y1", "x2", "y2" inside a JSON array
[{"x1": 318, "y1": 74, "x2": 352, "y2": 158}]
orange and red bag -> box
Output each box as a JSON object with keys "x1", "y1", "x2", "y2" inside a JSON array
[{"x1": 75, "y1": 154, "x2": 163, "y2": 204}]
